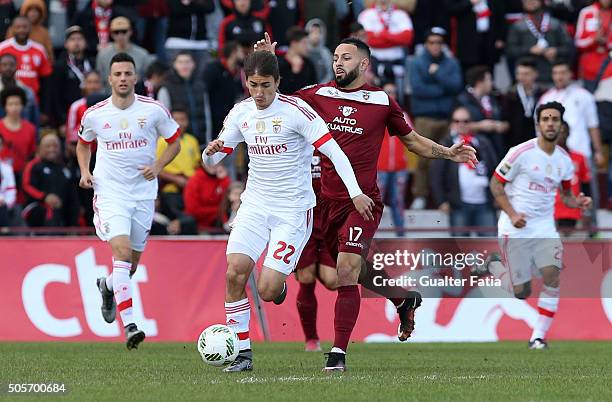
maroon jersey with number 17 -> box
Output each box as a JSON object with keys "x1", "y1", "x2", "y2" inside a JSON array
[{"x1": 294, "y1": 81, "x2": 413, "y2": 202}]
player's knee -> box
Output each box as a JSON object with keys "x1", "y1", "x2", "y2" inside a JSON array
[
  {"x1": 514, "y1": 283, "x2": 532, "y2": 299},
  {"x1": 542, "y1": 268, "x2": 560, "y2": 288},
  {"x1": 320, "y1": 276, "x2": 338, "y2": 290},
  {"x1": 257, "y1": 282, "x2": 280, "y2": 302},
  {"x1": 295, "y1": 266, "x2": 317, "y2": 284}
]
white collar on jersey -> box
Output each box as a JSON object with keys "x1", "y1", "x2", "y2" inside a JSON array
[{"x1": 315, "y1": 86, "x2": 390, "y2": 106}]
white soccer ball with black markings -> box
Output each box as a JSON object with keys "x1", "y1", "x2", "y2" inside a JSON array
[{"x1": 197, "y1": 324, "x2": 239, "y2": 366}]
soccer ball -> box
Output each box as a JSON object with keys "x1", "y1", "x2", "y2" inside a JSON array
[{"x1": 197, "y1": 324, "x2": 239, "y2": 366}]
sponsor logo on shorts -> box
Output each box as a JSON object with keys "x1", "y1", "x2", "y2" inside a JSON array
[{"x1": 103, "y1": 222, "x2": 110, "y2": 234}]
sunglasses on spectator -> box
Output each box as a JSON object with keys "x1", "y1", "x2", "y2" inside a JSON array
[
  {"x1": 112, "y1": 29, "x2": 129, "y2": 35},
  {"x1": 453, "y1": 119, "x2": 470, "y2": 123}
]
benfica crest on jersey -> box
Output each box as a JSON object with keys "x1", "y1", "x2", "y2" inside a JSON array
[
  {"x1": 362, "y1": 91, "x2": 370, "y2": 100},
  {"x1": 137, "y1": 117, "x2": 146, "y2": 129},
  {"x1": 272, "y1": 118, "x2": 282, "y2": 134}
]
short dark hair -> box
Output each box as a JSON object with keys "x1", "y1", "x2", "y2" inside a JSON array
[
  {"x1": 0, "y1": 85, "x2": 26, "y2": 108},
  {"x1": 451, "y1": 105, "x2": 472, "y2": 120},
  {"x1": 0, "y1": 53, "x2": 16, "y2": 63},
  {"x1": 174, "y1": 50, "x2": 193, "y2": 62},
  {"x1": 516, "y1": 57, "x2": 537, "y2": 70},
  {"x1": 145, "y1": 60, "x2": 168, "y2": 79},
  {"x1": 552, "y1": 58, "x2": 571, "y2": 69},
  {"x1": 465, "y1": 65, "x2": 490, "y2": 88},
  {"x1": 349, "y1": 22, "x2": 364, "y2": 34},
  {"x1": 84, "y1": 70, "x2": 100, "y2": 79},
  {"x1": 171, "y1": 106, "x2": 189, "y2": 117},
  {"x1": 109, "y1": 52, "x2": 136, "y2": 69},
  {"x1": 222, "y1": 41, "x2": 240, "y2": 59},
  {"x1": 286, "y1": 26, "x2": 308, "y2": 44},
  {"x1": 243, "y1": 50, "x2": 280, "y2": 80},
  {"x1": 338, "y1": 37, "x2": 371, "y2": 59},
  {"x1": 536, "y1": 101, "x2": 565, "y2": 122}
]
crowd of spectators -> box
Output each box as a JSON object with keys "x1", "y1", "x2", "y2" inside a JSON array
[{"x1": 0, "y1": 0, "x2": 610, "y2": 236}]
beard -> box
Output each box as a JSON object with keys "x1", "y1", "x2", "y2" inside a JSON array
[
  {"x1": 541, "y1": 130, "x2": 559, "y2": 142},
  {"x1": 334, "y1": 66, "x2": 360, "y2": 88}
]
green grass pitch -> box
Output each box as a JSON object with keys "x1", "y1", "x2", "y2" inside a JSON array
[{"x1": 1, "y1": 342, "x2": 610, "y2": 401}]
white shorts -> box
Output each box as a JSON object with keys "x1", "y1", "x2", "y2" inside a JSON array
[
  {"x1": 92, "y1": 194, "x2": 155, "y2": 252},
  {"x1": 498, "y1": 235, "x2": 563, "y2": 285},
  {"x1": 226, "y1": 205, "x2": 313, "y2": 275}
]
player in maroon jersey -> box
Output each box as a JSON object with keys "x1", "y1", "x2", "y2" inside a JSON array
[
  {"x1": 256, "y1": 34, "x2": 477, "y2": 371},
  {"x1": 294, "y1": 151, "x2": 338, "y2": 352}
]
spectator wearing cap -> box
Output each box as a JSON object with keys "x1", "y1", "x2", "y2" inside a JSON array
[
  {"x1": 358, "y1": 0, "x2": 413, "y2": 89},
  {"x1": 502, "y1": 57, "x2": 544, "y2": 151},
  {"x1": 21, "y1": 134, "x2": 79, "y2": 227},
  {"x1": 411, "y1": 0, "x2": 449, "y2": 46},
  {"x1": 95, "y1": 16, "x2": 155, "y2": 90},
  {"x1": 278, "y1": 26, "x2": 317, "y2": 95},
  {"x1": 506, "y1": 0, "x2": 574, "y2": 85},
  {"x1": 165, "y1": 0, "x2": 215, "y2": 78},
  {"x1": 445, "y1": 0, "x2": 506, "y2": 74},
  {"x1": 45, "y1": 26, "x2": 95, "y2": 131},
  {"x1": 409, "y1": 27, "x2": 462, "y2": 209},
  {"x1": 430, "y1": 106, "x2": 498, "y2": 237},
  {"x1": 6, "y1": 0, "x2": 53, "y2": 63},
  {"x1": 0, "y1": 53, "x2": 39, "y2": 129}
]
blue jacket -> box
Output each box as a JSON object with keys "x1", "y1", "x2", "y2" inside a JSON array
[{"x1": 409, "y1": 51, "x2": 462, "y2": 119}]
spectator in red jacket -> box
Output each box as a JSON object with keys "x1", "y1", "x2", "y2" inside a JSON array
[
  {"x1": 184, "y1": 164, "x2": 231, "y2": 229},
  {"x1": 575, "y1": 0, "x2": 612, "y2": 84},
  {"x1": 555, "y1": 121, "x2": 592, "y2": 234},
  {"x1": 358, "y1": 0, "x2": 413, "y2": 85},
  {"x1": 377, "y1": 81, "x2": 409, "y2": 236},
  {"x1": 0, "y1": 85, "x2": 36, "y2": 202}
]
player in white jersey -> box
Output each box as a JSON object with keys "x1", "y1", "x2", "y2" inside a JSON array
[
  {"x1": 487, "y1": 101, "x2": 591, "y2": 349},
  {"x1": 76, "y1": 53, "x2": 181, "y2": 350},
  {"x1": 202, "y1": 50, "x2": 373, "y2": 372}
]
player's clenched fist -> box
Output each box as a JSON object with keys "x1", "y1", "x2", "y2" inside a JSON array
[
  {"x1": 352, "y1": 194, "x2": 375, "y2": 221},
  {"x1": 205, "y1": 139, "x2": 225, "y2": 156},
  {"x1": 79, "y1": 172, "x2": 94, "y2": 189}
]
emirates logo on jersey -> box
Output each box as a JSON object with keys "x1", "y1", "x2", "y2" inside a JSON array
[{"x1": 338, "y1": 106, "x2": 357, "y2": 117}]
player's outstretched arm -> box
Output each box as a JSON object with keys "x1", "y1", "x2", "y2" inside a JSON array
[
  {"x1": 490, "y1": 175, "x2": 526, "y2": 228},
  {"x1": 140, "y1": 140, "x2": 181, "y2": 181},
  {"x1": 76, "y1": 140, "x2": 94, "y2": 189},
  {"x1": 399, "y1": 131, "x2": 478, "y2": 167},
  {"x1": 560, "y1": 188, "x2": 592, "y2": 210},
  {"x1": 317, "y1": 137, "x2": 375, "y2": 221}
]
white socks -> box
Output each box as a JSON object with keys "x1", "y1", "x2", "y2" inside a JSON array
[
  {"x1": 531, "y1": 285, "x2": 560, "y2": 341},
  {"x1": 225, "y1": 298, "x2": 251, "y2": 351},
  {"x1": 112, "y1": 260, "x2": 134, "y2": 327}
]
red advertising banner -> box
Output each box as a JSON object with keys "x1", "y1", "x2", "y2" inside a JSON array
[{"x1": 0, "y1": 238, "x2": 610, "y2": 343}]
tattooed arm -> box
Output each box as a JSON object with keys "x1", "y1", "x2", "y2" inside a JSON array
[
  {"x1": 398, "y1": 131, "x2": 477, "y2": 167},
  {"x1": 559, "y1": 187, "x2": 592, "y2": 209}
]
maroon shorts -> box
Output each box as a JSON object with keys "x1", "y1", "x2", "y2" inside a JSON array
[
  {"x1": 295, "y1": 205, "x2": 336, "y2": 269},
  {"x1": 319, "y1": 196, "x2": 384, "y2": 260}
]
